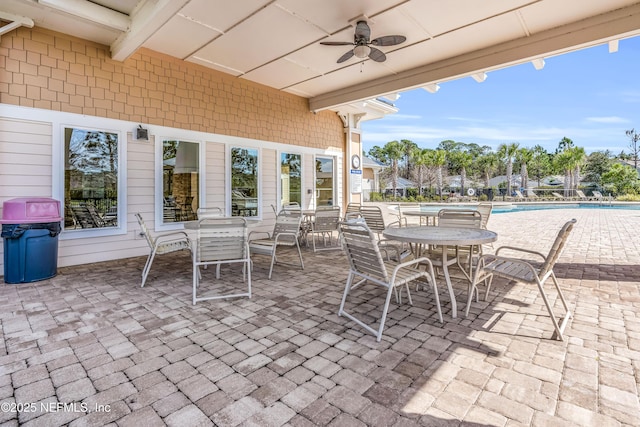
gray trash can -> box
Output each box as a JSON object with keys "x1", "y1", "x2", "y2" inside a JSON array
[{"x1": 1, "y1": 198, "x2": 62, "y2": 284}]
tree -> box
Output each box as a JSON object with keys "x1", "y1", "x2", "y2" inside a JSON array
[
  {"x1": 383, "y1": 140, "x2": 404, "y2": 198},
  {"x1": 432, "y1": 149, "x2": 447, "y2": 200},
  {"x1": 367, "y1": 145, "x2": 388, "y2": 164},
  {"x1": 528, "y1": 145, "x2": 552, "y2": 187},
  {"x1": 497, "y1": 142, "x2": 519, "y2": 195},
  {"x1": 477, "y1": 152, "x2": 499, "y2": 188},
  {"x1": 583, "y1": 151, "x2": 614, "y2": 186},
  {"x1": 400, "y1": 139, "x2": 418, "y2": 179},
  {"x1": 515, "y1": 147, "x2": 533, "y2": 193},
  {"x1": 569, "y1": 146, "x2": 587, "y2": 193},
  {"x1": 412, "y1": 148, "x2": 430, "y2": 197},
  {"x1": 553, "y1": 149, "x2": 573, "y2": 197},
  {"x1": 625, "y1": 129, "x2": 640, "y2": 170},
  {"x1": 449, "y1": 150, "x2": 473, "y2": 195},
  {"x1": 601, "y1": 163, "x2": 640, "y2": 195}
]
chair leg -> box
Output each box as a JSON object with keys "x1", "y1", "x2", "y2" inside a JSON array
[
  {"x1": 141, "y1": 250, "x2": 157, "y2": 287},
  {"x1": 192, "y1": 262, "x2": 198, "y2": 305},
  {"x1": 295, "y1": 240, "x2": 304, "y2": 270},
  {"x1": 375, "y1": 283, "x2": 398, "y2": 342},
  {"x1": 338, "y1": 272, "x2": 355, "y2": 316}
]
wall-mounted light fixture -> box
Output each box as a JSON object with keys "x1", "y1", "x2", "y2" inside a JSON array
[
  {"x1": 136, "y1": 125, "x2": 149, "y2": 141},
  {"x1": 608, "y1": 40, "x2": 619, "y2": 53}
]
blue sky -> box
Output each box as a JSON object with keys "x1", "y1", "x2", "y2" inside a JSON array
[{"x1": 361, "y1": 35, "x2": 640, "y2": 156}]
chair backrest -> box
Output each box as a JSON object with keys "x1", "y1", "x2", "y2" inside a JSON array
[
  {"x1": 345, "y1": 202, "x2": 361, "y2": 218},
  {"x1": 339, "y1": 221, "x2": 388, "y2": 282},
  {"x1": 359, "y1": 205, "x2": 387, "y2": 234},
  {"x1": 538, "y1": 219, "x2": 576, "y2": 277},
  {"x1": 135, "y1": 213, "x2": 156, "y2": 249},
  {"x1": 592, "y1": 190, "x2": 603, "y2": 198},
  {"x1": 273, "y1": 212, "x2": 303, "y2": 245},
  {"x1": 476, "y1": 203, "x2": 493, "y2": 229},
  {"x1": 280, "y1": 202, "x2": 302, "y2": 216},
  {"x1": 552, "y1": 192, "x2": 564, "y2": 199},
  {"x1": 576, "y1": 190, "x2": 586, "y2": 198},
  {"x1": 313, "y1": 207, "x2": 341, "y2": 232},
  {"x1": 514, "y1": 190, "x2": 525, "y2": 198},
  {"x1": 438, "y1": 209, "x2": 482, "y2": 229},
  {"x1": 197, "y1": 217, "x2": 248, "y2": 262},
  {"x1": 197, "y1": 207, "x2": 223, "y2": 219}
]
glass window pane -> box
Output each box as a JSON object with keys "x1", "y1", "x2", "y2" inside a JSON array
[
  {"x1": 281, "y1": 153, "x2": 301, "y2": 207},
  {"x1": 163, "y1": 140, "x2": 199, "y2": 222},
  {"x1": 64, "y1": 128, "x2": 118, "y2": 229},
  {"x1": 315, "y1": 157, "x2": 334, "y2": 207},
  {"x1": 231, "y1": 147, "x2": 259, "y2": 217}
]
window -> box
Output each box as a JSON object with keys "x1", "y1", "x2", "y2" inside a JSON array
[
  {"x1": 231, "y1": 147, "x2": 259, "y2": 217},
  {"x1": 64, "y1": 127, "x2": 119, "y2": 230},
  {"x1": 315, "y1": 156, "x2": 334, "y2": 207},
  {"x1": 281, "y1": 153, "x2": 301, "y2": 207},
  {"x1": 162, "y1": 140, "x2": 199, "y2": 223}
]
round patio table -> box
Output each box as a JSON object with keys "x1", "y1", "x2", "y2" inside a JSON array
[{"x1": 382, "y1": 226, "x2": 497, "y2": 318}]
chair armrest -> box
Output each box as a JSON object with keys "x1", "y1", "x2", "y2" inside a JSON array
[
  {"x1": 248, "y1": 230, "x2": 271, "y2": 241},
  {"x1": 155, "y1": 231, "x2": 190, "y2": 243},
  {"x1": 389, "y1": 256, "x2": 433, "y2": 282},
  {"x1": 495, "y1": 245, "x2": 546, "y2": 261},
  {"x1": 478, "y1": 254, "x2": 539, "y2": 278},
  {"x1": 273, "y1": 231, "x2": 298, "y2": 243},
  {"x1": 378, "y1": 240, "x2": 402, "y2": 261}
]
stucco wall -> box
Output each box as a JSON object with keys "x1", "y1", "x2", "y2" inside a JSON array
[{"x1": 0, "y1": 25, "x2": 343, "y2": 150}]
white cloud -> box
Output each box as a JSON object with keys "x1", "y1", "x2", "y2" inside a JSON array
[{"x1": 585, "y1": 116, "x2": 629, "y2": 123}]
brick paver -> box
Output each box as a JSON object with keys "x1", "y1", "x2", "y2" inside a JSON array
[{"x1": 1, "y1": 205, "x2": 639, "y2": 425}]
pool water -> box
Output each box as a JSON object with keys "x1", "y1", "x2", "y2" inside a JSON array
[{"x1": 413, "y1": 203, "x2": 640, "y2": 214}]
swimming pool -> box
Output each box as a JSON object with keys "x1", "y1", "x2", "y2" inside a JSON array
[{"x1": 406, "y1": 202, "x2": 640, "y2": 214}]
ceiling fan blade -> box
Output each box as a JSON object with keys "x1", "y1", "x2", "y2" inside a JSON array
[
  {"x1": 368, "y1": 47, "x2": 386, "y2": 62},
  {"x1": 337, "y1": 49, "x2": 355, "y2": 63},
  {"x1": 371, "y1": 35, "x2": 406, "y2": 46},
  {"x1": 320, "y1": 41, "x2": 354, "y2": 46},
  {"x1": 354, "y1": 20, "x2": 371, "y2": 41}
]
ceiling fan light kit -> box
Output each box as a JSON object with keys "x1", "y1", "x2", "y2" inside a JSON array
[{"x1": 320, "y1": 20, "x2": 406, "y2": 64}]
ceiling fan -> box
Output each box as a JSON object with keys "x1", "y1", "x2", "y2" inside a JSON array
[{"x1": 320, "y1": 20, "x2": 406, "y2": 63}]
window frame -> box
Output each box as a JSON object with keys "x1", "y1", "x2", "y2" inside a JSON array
[
  {"x1": 155, "y1": 136, "x2": 205, "y2": 231},
  {"x1": 227, "y1": 145, "x2": 262, "y2": 219},
  {"x1": 277, "y1": 150, "x2": 304, "y2": 212},
  {"x1": 314, "y1": 155, "x2": 336, "y2": 208},
  {"x1": 54, "y1": 123, "x2": 127, "y2": 239}
]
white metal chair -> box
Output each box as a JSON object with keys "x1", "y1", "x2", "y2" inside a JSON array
[
  {"x1": 338, "y1": 220, "x2": 443, "y2": 342},
  {"x1": 421, "y1": 209, "x2": 483, "y2": 284},
  {"x1": 308, "y1": 206, "x2": 341, "y2": 252},
  {"x1": 135, "y1": 213, "x2": 192, "y2": 287},
  {"x1": 193, "y1": 217, "x2": 251, "y2": 304},
  {"x1": 196, "y1": 207, "x2": 223, "y2": 219},
  {"x1": 465, "y1": 219, "x2": 576, "y2": 341},
  {"x1": 249, "y1": 212, "x2": 304, "y2": 279}
]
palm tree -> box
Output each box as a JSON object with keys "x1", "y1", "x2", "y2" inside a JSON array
[
  {"x1": 553, "y1": 150, "x2": 573, "y2": 197},
  {"x1": 569, "y1": 146, "x2": 587, "y2": 195},
  {"x1": 497, "y1": 142, "x2": 519, "y2": 196},
  {"x1": 515, "y1": 147, "x2": 533, "y2": 194},
  {"x1": 432, "y1": 149, "x2": 447, "y2": 200},
  {"x1": 383, "y1": 140, "x2": 404, "y2": 198},
  {"x1": 478, "y1": 152, "x2": 499, "y2": 188},
  {"x1": 412, "y1": 148, "x2": 430, "y2": 197},
  {"x1": 449, "y1": 151, "x2": 473, "y2": 195},
  {"x1": 400, "y1": 139, "x2": 418, "y2": 179}
]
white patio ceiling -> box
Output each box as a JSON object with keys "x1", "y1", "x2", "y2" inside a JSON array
[{"x1": 2, "y1": 0, "x2": 640, "y2": 114}]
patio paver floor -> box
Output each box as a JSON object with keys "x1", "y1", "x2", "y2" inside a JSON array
[{"x1": 0, "y1": 206, "x2": 639, "y2": 426}]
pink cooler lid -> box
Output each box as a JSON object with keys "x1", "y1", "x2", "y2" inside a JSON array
[{"x1": 1, "y1": 197, "x2": 62, "y2": 224}]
